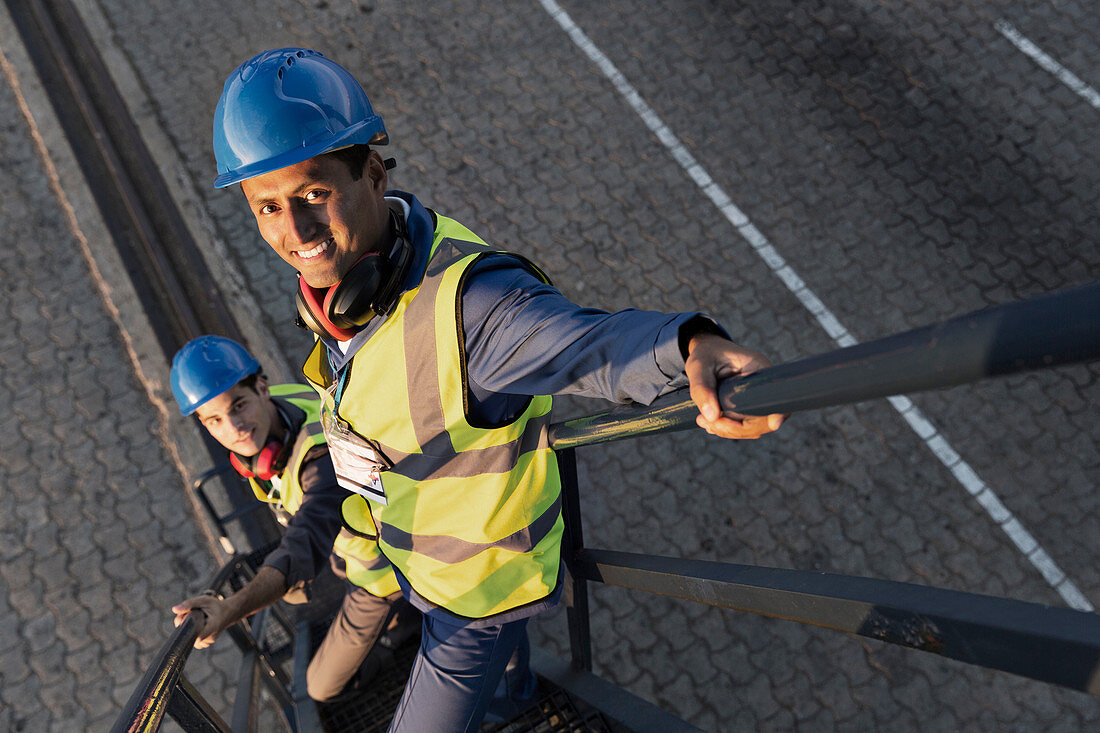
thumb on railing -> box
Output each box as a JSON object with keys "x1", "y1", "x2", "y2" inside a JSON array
[{"x1": 684, "y1": 332, "x2": 786, "y2": 439}]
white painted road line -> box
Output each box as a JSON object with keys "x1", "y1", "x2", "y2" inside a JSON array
[
  {"x1": 995, "y1": 19, "x2": 1100, "y2": 111},
  {"x1": 538, "y1": 0, "x2": 1093, "y2": 611}
]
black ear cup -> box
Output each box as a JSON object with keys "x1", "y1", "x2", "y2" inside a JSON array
[{"x1": 328, "y1": 253, "x2": 391, "y2": 329}]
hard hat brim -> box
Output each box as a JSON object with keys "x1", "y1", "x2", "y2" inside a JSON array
[{"x1": 213, "y1": 117, "x2": 388, "y2": 189}]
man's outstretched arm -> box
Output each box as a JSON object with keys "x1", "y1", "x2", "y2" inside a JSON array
[{"x1": 462, "y1": 256, "x2": 785, "y2": 438}]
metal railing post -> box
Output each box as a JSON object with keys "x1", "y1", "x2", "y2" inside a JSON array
[
  {"x1": 558, "y1": 447, "x2": 593, "y2": 671},
  {"x1": 231, "y1": 608, "x2": 265, "y2": 733},
  {"x1": 192, "y1": 464, "x2": 281, "y2": 556}
]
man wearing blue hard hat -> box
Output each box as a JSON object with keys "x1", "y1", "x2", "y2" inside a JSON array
[
  {"x1": 210, "y1": 48, "x2": 786, "y2": 730},
  {"x1": 168, "y1": 335, "x2": 418, "y2": 702}
]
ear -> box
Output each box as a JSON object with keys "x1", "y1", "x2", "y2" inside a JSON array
[
  {"x1": 255, "y1": 375, "x2": 270, "y2": 400},
  {"x1": 366, "y1": 150, "x2": 389, "y2": 195}
]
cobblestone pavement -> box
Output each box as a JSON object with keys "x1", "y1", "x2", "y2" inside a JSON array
[
  {"x1": 1, "y1": 0, "x2": 1097, "y2": 730},
  {"x1": 0, "y1": 54, "x2": 247, "y2": 733}
]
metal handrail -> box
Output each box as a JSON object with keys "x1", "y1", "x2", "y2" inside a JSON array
[
  {"x1": 110, "y1": 613, "x2": 207, "y2": 733},
  {"x1": 110, "y1": 557, "x2": 282, "y2": 733},
  {"x1": 552, "y1": 281, "x2": 1100, "y2": 698},
  {"x1": 550, "y1": 280, "x2": 1099, "y2": 449}
]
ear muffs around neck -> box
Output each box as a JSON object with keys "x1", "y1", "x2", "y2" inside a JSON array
[
  {"x1": 230, "y1": 439, "x2": 283, "y2": 480},
  {"x1": 294, "y1": 212, "x2": 413, "y2": 341}
]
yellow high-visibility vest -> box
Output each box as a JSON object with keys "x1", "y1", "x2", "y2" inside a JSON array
[
  {"x1": 303, "y1": 214, "x2": 562, "y2": 619},
  {"x1": 249, "y1": 383, "x2": 399, "y2": 597}
]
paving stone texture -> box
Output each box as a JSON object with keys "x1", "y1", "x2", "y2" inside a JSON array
[
  {"x1": 0, "y1": 66, "x2": 248, "y2": 733},
  {"x1": 1, "y1": 0, "x2": 1098, "y2": 730}
]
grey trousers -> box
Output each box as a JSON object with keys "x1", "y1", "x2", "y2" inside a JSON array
[{"x1": 306, "y1": 585, "x2": 414, "y2": 701}]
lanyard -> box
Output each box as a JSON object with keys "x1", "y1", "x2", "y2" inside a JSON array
[{"x1": 334, "y1": 363, "x2": 350, "y2": 406}]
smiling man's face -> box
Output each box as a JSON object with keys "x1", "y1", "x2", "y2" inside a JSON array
[
  {"x1": 241, "y1": 151, "x2": 390, "y2": 288},
  {"x1": 195, "y1": 379, "x2": 277, "y2": 457}
]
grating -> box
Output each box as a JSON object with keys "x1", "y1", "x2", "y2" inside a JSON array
[
  {"x1": 314, "y1": 636, "x2": 420, "y2": 733},
  {"x1": 481, "y1": 690, "x2": 613, "y2": 733}
]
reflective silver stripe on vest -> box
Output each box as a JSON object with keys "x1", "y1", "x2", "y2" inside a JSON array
[
  {"x1": 379, "y1": 492, "x2": 561, "y2": 564},
  {"x1": 402, "y1": 241, "x2": 454, "y2": 452},
  {"x1": 380, "y1": 413, "x2": 550, "y2": 481},
  {"x1": 290, "y1": 429, "x2": 312, "y2": 470},
  {"x1": 402, "y1": 237, "x2": 504, "y2": 451},
  {"x1": 425, "y1": 237, "x2": 493, "y2": 279},
  {"x1": 377, "y1": 235, "x2": 559, "y2": 564}
]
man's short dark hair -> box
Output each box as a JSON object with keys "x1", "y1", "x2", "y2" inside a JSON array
[
  {"x1": 322, "y1": 144, "x2": 371, "y2": 180},
  {"x1": 237, "y1": 372, "x2": 265, "y2": 394}
]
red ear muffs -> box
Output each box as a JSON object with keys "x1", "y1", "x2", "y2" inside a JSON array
[
  {"x1": 296, "y1": 277, "x2": 359, "y2": 341},
  {"x1": 253, "y1": 440, "x2": 282, "y2": 480},
  {"x1": 230, "y1": 439, "x2": 283, "y2": 481},
  {"x1": 229, "y1": 452, "x2": 253, "y2": 477}
]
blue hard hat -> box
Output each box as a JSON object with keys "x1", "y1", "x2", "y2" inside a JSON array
[
  {"x1": 170, "y1": 336, "x2": 261, "y2": 415},
  {"x1": 212, "y1": 48, "x2": 388, "y2": 188}
]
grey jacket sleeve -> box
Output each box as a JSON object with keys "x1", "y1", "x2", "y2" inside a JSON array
[{"x1": 462, "y1": 255, "x2": 718, "y2": 406}]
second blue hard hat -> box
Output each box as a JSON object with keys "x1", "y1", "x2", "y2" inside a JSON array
[
  {"x1": 212, "y1": 48, "x2": 388, "y2": 188},
  {"x1": 170, "y1": 336, "x2": 261, "y2": 415}
]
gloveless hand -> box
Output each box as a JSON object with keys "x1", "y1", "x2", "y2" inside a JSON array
[
  {"x1": 171, "y1": 595, "x2": 227, "y2": 649},
  {"x1": 685, "y1": 333, "x2": 786, "y2": 439}
]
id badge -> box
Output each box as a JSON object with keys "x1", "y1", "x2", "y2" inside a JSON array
[{"x1": 321, "y1": 405, "x2": 391, "y2": 505}]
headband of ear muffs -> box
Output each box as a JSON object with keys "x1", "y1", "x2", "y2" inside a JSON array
[
  {"x1": 294, "y1": 212, "x2": 413, "y2": 341},
  {"x1": 230, "y1": 439, "x2": 283, "y2": 481}
]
